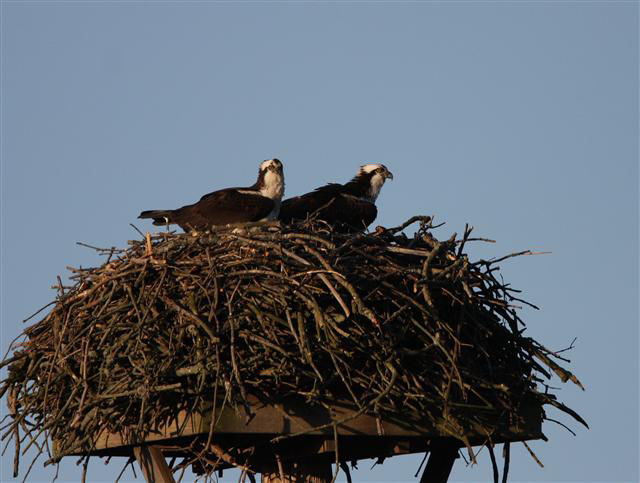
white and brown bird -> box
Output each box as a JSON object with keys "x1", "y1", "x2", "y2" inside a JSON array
[
  {"x1": 139, "y1": 158, "x2": 285, "y2": 232},
  {"x1": 279, "y1": 163, "x2": 393, "y2": 231}
]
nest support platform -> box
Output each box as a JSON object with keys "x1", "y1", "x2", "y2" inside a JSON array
[{"x1": 56, "y1": 394, "x2": 543, "y2": 482}]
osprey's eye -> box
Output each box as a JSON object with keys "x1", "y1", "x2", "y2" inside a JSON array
[{"x1": 376, "y1": 167, "x2": 384, "y2": 174}]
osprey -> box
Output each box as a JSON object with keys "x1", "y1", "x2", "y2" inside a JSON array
[
  {"x1": 279, "y1": 163, "x2": 393, "y2": 231},
  {"x1": 138, "y1": 158, "x2": 285, "y2": 232}
]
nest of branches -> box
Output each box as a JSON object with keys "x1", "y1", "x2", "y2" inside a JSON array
[{"x1": 1, "y1": 216, "x2": 585, "y2": 480}]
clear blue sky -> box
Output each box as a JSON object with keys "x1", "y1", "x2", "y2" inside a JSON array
[{"x1": 1, "y1": 2, "x2": 637, "y2": 482}]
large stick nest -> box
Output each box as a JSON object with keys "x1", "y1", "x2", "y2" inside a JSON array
[{"x1": 1, "y1": 216, "x2": 585, "y2": 480}]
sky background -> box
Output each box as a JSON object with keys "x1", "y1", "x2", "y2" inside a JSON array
[{"x1": 1, "y1": 2, "x2": 638, "y2": 482}]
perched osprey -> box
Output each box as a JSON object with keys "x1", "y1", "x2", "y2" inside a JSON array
[
  {"x1": 138, "y1": 158, "x2": 285, "y2": 232},
  {"x1": 279, "y1": 163, "x2": 393, "y2": 231}
]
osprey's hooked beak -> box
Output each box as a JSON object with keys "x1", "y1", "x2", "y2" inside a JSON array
[
  {"x1": 384, "y1": 169, "x2": 394, "y2": 180},
  {"x1": 268, "y1": 160, "x2": 283, "y2": 174}
]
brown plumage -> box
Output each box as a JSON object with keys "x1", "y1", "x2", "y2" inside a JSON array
[
  {"x1": 139, "y1": 159, "x2": 285, "y2": 232},
  {"x1": 279, "y1": 163, "x2": 393, "y2": 232}
]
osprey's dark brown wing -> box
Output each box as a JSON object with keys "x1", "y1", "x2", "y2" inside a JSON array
[
  {"x1": 279, "y1": 184, "x2": 343, "y2": 224},
  {"x1": 332, "y1": 194, "x2": 378, "y2": 229},
  {"x1": 139, "y1": 188, "x2": 275, "y2": 232},
  {"x1": 279, "y1": 184, "x2": 377, "y2": 231}
]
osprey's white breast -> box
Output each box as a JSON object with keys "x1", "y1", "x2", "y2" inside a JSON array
[{"x1": 259, "y1": 169, "x2": 285, "y2": 201}]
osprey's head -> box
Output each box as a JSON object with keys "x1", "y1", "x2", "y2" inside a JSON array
[
  {"x1": 257, "y1": 158, "x2": 285, "y2": 201},
  {"x1": 358, "y1": 163, "x2": 393, "y2": 202}
]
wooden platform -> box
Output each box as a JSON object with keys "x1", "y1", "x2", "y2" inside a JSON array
[{"x1": 54, "y1": 396, "x2": 543, "y2": 482}]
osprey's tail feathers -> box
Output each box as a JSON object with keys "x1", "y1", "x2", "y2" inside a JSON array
[{"x1": 138, "y1": 210, "x2": 174, "y2": 226}]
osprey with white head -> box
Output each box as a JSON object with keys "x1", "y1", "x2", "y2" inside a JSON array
[
  {"x1": 139, "y1": 158, "x2": 285, "y2": 232},
  {"x1": 254, "y1": 159, "x2": 286, "y2": 200},
  {"x1": 355, "y1": 163, "x2": 394, "y2": 202},
  {"x1": 279, "y1": 162, "x2": 393, "y2": 232}
]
